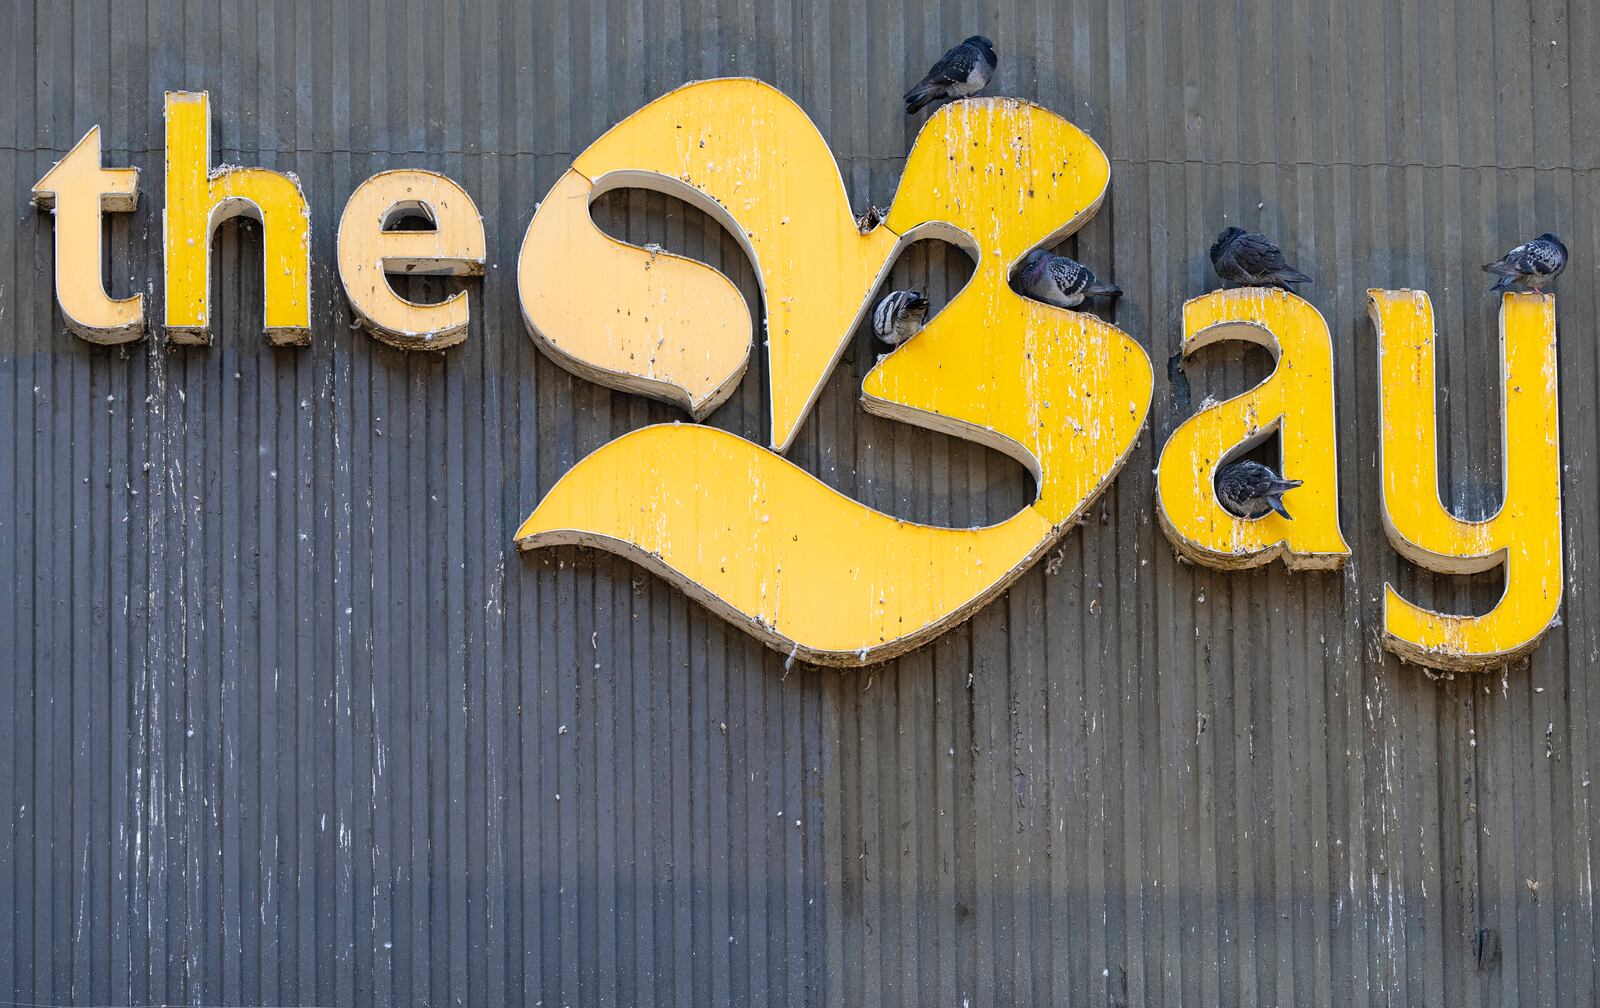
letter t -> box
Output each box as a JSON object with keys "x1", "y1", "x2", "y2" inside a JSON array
[{"x1": 32, "y1": 127, "x2": 145, "y2": 343}]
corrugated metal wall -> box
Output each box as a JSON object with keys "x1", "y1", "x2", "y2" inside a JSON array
[{"x1": 3, "y1": 1, "x2": 1597, "y2": 1005}]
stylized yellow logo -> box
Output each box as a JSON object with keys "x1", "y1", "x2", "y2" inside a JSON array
[
  {"x1": 512, "y1": 78, "x2": 1152, "y2": 666},
  {"x1": 26, "y1": 85, "x2": 1569, "y2": 673}
]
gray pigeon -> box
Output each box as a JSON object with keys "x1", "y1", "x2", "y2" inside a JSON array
[
  {"x1": 1210, "y1": 227, "x2": 1312, "y2": 289},
  {"x1": 854, "y1": 204, "x2": 888, "y2": 233},
  {"x1": 872, "y1": 289, "x2": 931, "y2": 345},
  {"x1": 904, "y1": 35, "x2": 997, "y2": 114},
  {"x1": 1483, "y1": 232, "x2": 1567, "y2": 292},
  {"x1": 1216, "y1": 460, "x2": 1302, "y2": 520},
  {"x1": 1013, "y1": 249, "x2": 1122, "y2": 309}
]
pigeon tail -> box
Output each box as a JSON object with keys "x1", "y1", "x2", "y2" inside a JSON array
[
  {"x1": 1271, "y1": 267, "x2": 1313, "y2": 287},
  {"x1": 1265, "y1": 477, "x2": 1302, "y2": 520},
  {"x1": 904, "y1": 83, "x2": 939, "y2": 114},
  {"x1": 1490, "y1": 273, "x2": 1518, "y2": 293},
  {"x1": 1088, "y1": 282, "x2": 1123, "y2": 299},
  {"x1": 1483, "y1": 259, "x2": 1519, "y2": 276}
]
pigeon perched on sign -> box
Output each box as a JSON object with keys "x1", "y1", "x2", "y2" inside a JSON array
[
  {"x1": 1216, "y1": 460, "x2": 1302, "y2": 520},
  {"x1": 1210, "y1": 227, "x2": 1313, "y2": 289},
  {"x1": 872, "y1": 289, "x2": 931, "y2": 346},
  {"x1": 1013, "y1": 249, "x2": 1122, "y2": 309},
  {"x1": 904, "y1": 35, "x2": 998, "y2": 114},
  {"x1": 854, "y1": 204, "x2": 888, "y2": 233},
  {"x1": 1483, "y1": 233, "x2": 1568, "y2": 292}
]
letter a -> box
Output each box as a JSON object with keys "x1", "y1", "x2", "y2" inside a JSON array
[{"x1": 1157, "y1": 289, "x2": 1349, "y2": 570}]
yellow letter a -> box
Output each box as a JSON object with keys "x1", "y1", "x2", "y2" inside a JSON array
[{"x1": 1156, "y1": 289, "x2": 1349, "y2": 570}]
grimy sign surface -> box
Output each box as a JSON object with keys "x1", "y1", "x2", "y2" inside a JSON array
[{"x1": 32, "y1": 81, "x2": 1564, "y2": 673}]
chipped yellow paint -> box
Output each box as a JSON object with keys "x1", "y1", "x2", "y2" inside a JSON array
[
  {"x1": 863, "y1": 101, "x2": 1125, "y2": 529},
  {"x1": 31, "y1": 127, "x2": 145, "y2": 343},
  {"x1": 337, "y1": 170, "x2": 486, "y2": 350},
  {"x1": 1371, "y1": 290, "x2": 1563, "y2": 671},
  {"x1": 518, "y1": 78, "x2": 896, "y2": 436},
  {"x1": 524, "y1": 425, "x2": 1055, "y2": 656},
  {"x1": 1155, "y1": 289, "x2": 1350, "y2": 570},
  {"x1": 516, "y1": 89, "x2": 1152, "y2": 666},
  {"x1": 164, "y1": 91, "x2": 311, "y2": 346},
  {"x1": 519, "y1": 169, "x2": 752, "y2": 419}
]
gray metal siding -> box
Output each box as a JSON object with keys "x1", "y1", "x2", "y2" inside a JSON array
[{"x1": 2, "y1": 0, "x2": 1597, "y2": 1004}]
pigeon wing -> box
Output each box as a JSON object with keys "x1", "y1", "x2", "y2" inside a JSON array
[
  {"x1": 1213, "y1": 243, "x2": 1247, "y2": 281},
  {"x1": 1523, "y1": 238, "x2": 1566, "y2": 277},
  {"x1": 1225, "y1": 460, "x2": 1298, "y2": 498},
  {"x1": 1234, "y1": 464, "x2": 1275, "y2": 499},
  {"x1": 872, "y1": 294, "x2": 895, "y2": 337},
  {"x1": 1234, "y1": 232, "x2": 1291, "y2": 275},
  {"x1": 924, "y1": 43, "x2": 978, "y2": 85},
  {"x1": 1047, "y1": 256, "x2": 1088, "y2": 298}
]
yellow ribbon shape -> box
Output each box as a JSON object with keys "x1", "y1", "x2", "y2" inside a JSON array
[{"x1": 515, "y1": 79, "x2": 1152, "y2": 665}]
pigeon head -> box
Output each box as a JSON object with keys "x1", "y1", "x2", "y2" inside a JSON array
[
  {"x1": 906, "y1": 291, "x2": 930, "y2": 312},
  {"x1": 1538, "y1": 231, "x2": 1564, "y2": 245},
  {"x1": 1210, "y1": 226, "x2": 1246, "y2": 262},
  {"x1": 1017, "y1": 249, "x2": 1050, "y2": 279},
  {"x1": 965, "y1": 35, "x2": 997, "y2": 60}
]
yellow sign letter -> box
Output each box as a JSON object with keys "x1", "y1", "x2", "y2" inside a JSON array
[
  {"x1": 1156, "y1": 289, "x2": 1349, "y2": 569},
  {"x1": 517, "y1": 80, "x2": 891, "y2": 430},
  {"x1": 1371, "y1": 290, "x2": 1563, "y2": 671},
  {"x1": 515, "y1": 82, "x2": 1151, "y2": 666},
  {"x1": 164, "y1": 91, "x2": 311, "y2": 345},
  {"x1": 31, "y1": 127, "x2": 144, "y2": 343},
  {"x1": 337, "y1": 170, "x2": 486, "y2": 349}
]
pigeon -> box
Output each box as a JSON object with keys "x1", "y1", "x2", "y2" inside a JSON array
[
  {"x1": 1210, "y1": 227, "x2": 1313, "y2": 289},
  {"x1": 854, "y1": 204, "x2": 888, "y2": 233},
  {"x1": 904, "y1": 35, "x2": 998, "y2": 114},
  {"x1": 1013, "y1": 249, "x2": 1122, "y2": 309},
  {"x1": 1215, "y1": 460, "x2": 1302, "y2": 520},
  {"x1": 1483, "y1": 232, "x2": 1567, "y2": 293},
  {"x1": 872, "y1": 289, "x2": 931, "y2": 345}
]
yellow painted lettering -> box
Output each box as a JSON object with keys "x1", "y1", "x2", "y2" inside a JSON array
[
  {"x1": 517, "y1": 79, "x2": 894, "y2": 435},
  {"x1": 337, "y1": 170, "x2": 486, "y2": 350},
  {"x1": 516, "y1": 84, "x2": 1152, "y2": 665},
  {"x1": 31, "y1": 127, "x2": 144, "y2": 343},
  {"x1": 163, "y1": 91, "x2": 311, "y2": 345},
  {"x1": 1156, "y1": 289, "x2": 1349, "y2": 569},
  {"x1": 1371, "y1": 289, "x2": 1563, "y2": 670}
]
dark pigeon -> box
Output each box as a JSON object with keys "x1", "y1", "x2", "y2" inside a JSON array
[
  {"x1": 1210, "y1": 226, "x2": 1313, "y2": 289},
  {"x1": 1483, "y1": 232, "x2": 1567, "y2": 293},
  {"x1": 1216, "y1": 460, "x2": 1302, "y2": 520},
  {"x1": 872, "y1": 289, "x2": 931, "y2": 346},
  {"x1": 1013, "y1": 249, "x2": 1122, "y2": 309},
  {"x1": 904, "y1": 35, "x2": 998, "y2": 114}
]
